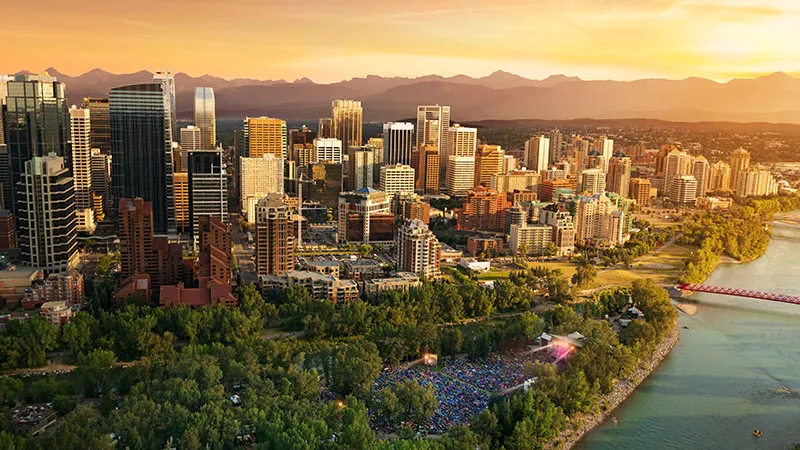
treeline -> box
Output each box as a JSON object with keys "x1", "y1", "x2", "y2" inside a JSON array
[
  {"x1": 0, "y1": 277, "x2": 677, "y2": 450},
  {"x1": 679, "y1": 194, "x2": 800, "y2": 284}
]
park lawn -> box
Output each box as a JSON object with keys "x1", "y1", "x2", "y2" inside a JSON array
[
  {"x1": 632, "y1": 212, "x2": 680, "y2": 230},
  {"x1": 526, "y1": 261, "x2": 577, "y2": 281},
  {"x1": 476, "y1": 270, "x2": 512, "y2": 280}
]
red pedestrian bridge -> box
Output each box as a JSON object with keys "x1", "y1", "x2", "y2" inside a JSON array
[{"x1": 677, "y1": 284, "x2": 800, "y2": 306}]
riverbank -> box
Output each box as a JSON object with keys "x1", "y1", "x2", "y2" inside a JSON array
[{"x1": 549, "y1": 323, "x2": 680, "y2": 450}]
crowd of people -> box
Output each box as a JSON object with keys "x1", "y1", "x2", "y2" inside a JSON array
[
  {"x1": 440, "y1": 355, "x2": 529, "y2": 393},
  {"x1": 368, "y1": 354, "x2": 536, "y2": 434},
  {"x1": 371, "y1": 367, "x2": 490, "y2": 434}
]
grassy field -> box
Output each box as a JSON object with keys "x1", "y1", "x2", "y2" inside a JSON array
[{"x1": 479, "y1": 242, "x2": 695, "y2": 295}]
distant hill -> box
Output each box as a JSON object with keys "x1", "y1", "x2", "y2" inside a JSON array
[{"x1": 12, "y1": 68, "x2": 800, "y2": 124}]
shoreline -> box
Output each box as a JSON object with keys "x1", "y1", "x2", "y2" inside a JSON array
[{"x1": 550, "y1": 323, "x2": 680, "y2": 450}]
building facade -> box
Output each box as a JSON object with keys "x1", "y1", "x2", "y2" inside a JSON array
[
  {"x1": 332, "y1": 100, "x2": 363, "y2": 150},
  {"x1": 240, "y1": 154, "x2": 284, "y2": 223},
  {"x1": 243, "y1": 117, "x2": 287, "y2": 158},
  {"x1": 383, "y1": 122, "x2": 414, "y2": 166},
  {"x1": 396, "y1": 219, "x2": 442, "y2": 281},
  {"x1": 188, "y1": 150, "x2": 228, "y2": 244},
  {"x1": 193, "y1": 87, "x2": 216, "y2": 150},
  {"x1": 337, "y1": 188, "x2": 394, "y2": 245},
  {"x1": 69, "y1": 106, "x2": 95, "y2": 232}
]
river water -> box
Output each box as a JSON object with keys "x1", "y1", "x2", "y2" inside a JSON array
[{"x1": 579, "y1": 230, "x2": 800, "y2": 450}]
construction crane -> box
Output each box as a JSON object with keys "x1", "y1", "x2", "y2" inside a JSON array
[{"x1": 282, "y1": 172, "x2": 314, "y2": 248}]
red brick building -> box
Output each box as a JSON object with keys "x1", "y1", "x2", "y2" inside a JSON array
[{"x1": 456, "y1": 186, "x2": 509, "y2": 232}]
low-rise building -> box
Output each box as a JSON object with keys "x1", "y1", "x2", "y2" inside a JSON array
[
  {"x1": 39, "y1": 301, "x2": 74, "y2": 327},
  {"x1": 458, "y1": 258, "x2": 491, "y2": 273},
  {"x1": 362, "y1": 272, "x2": 421, "y2": 299},
  {"x1": 22, "y1": 270, "x2": 84, "y2": 309},
  {"x1": 696, "y1": 196, "x2": 734, "y2": 211},
  {"x1": 467, "y1": 236, "x2": 504, "y2": 256},
  {"x1": 259, "y1": 270, "x2": 358, "y2": 303},
  {"x1": 342, "y1": 258, "x2": 384, "y2": 281},
  {"x1": 439, "y1": 243, "x2": 463, "y2": 262},
  {"x1": 160, "y1": 281, "x2": 237, "y2": 308},
  {"x1": 12, "y1": 404, "x2": 58, "y2": 436},
  {"x1": 302, "y1": 259, "x2": 341, "y2": 278}
]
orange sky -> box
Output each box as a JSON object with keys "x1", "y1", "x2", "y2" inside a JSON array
[{"x1": 5, "y1": 0, "x2": 800, "y2": 82}]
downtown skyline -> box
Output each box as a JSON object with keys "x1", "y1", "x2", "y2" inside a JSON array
[{"x1": 5, "y1": 0, "x2": 800, "y2": 83}]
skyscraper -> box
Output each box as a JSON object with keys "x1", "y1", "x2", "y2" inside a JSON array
[
  {"x1": 380, "y1": 164, "x2": 415, "y2": 199},
  {"x1": 118, "y1": 197, "x2": 154, "y2": 281},
  {"x1": 669, "y1": 175, "x2": 698, "y2": 205},
  {"x1": 579, "y1": 168, "x2": 606, "y2": 195},
  {"x1": 173, "y1": 172, "x2": 189, "y2": 233},
  {"x1": 332, "y1": 100, "x2": 363, "y2": 150},
  {"x1": 188, "y1": 149, "x2": 228, "y2": 244},
  {"x1": 152, "y1": 71, "x2": 177, "y2": 138},
  {"x1": 69, "y1": 106, "x2": 95, "y2": 233},
  {"x1": 81, "y1": 97, "x2": 110, "y2": 154},
  {"x1": 240, "y1": 154, "x2": 284, "y2": 223},
  {"x1": 90, "y1": 149, "x2": 112, "y2": 222},
  {"x1": 575, "y1": 193, "x2": 625, "y2": 247},
  {"x1": 475, "y1": 145, "x2": 504, "y2": 188},
  {"x1": 110, "y1": 83, "x2": 175, "y2": 233},
  {"x1": 525, "y1": 136, "x2": 550, "y2": 172},
  {"x1": 243, "y1": 117, "x2": 287, "y2": 158},
  {"x1": 446, "y1": 156, "x2": 476, "y2": 196},
  {"x1": 180, "y1": 126, "x2": 202, "y2": 152},
  {"x1": 447, "y1": 124, "x2": 477, "y2": 158},
  {"x1": 383, "y1": 122, "x2": 415, "y2": 166},
  {"x1": 600, "y1": 136, "x2": 614, "y2": 172},
  {"x1": 549, "y1": 129, "x2": 563, "y2": 164},
  {"x1": 692, "y1": 156, "x2": 711, "y2": 197},
  {"x1": 606, "y1": 156, "x2": 632, "y2": 198},
  {"x1": 663, "y1": 149, "x2": 694, "y2": 188},
  {"x1": 349, "y1": 146, "x2": 375, "y2": 191},
  {"x1": 396, "y1": 219, "x2": 442, "y2": 281},
  {"x1": 412, "y1": 145, "x2": 440, "y2": 194},
  {"x1": 629, "y1": 178, "x2": 652, "y2": 207},
  {"x1": 4, "y1": 74, "x2": 71, "y2": 215},
  {"x1": 416, "y1": 105, "x2": 450, "y2": 152},
  {"x1": 17, "y1": 155, "x2": 78, "y2": 273},
  {"x1": 193, "y1": 87, "x2": 216, "y2": 149},
  {"x1": 709, "y1": 161, "x2": 732, "y2": 191},
  {"x1": 318, "y1": 118, "x2": 333, "y2": 139},
  {"x1": 255, "y1": 193, "x2": 295, "y2": 276},
  {"x1": 314, "y1": 138, "x2": 343, "y2": 163},
  {"x1": 729, "y1": 148, "x2": 751, "y2": 191}
]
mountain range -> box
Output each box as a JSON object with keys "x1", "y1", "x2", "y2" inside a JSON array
[{"x1": 14, "y1": 68, "x2": 800, "y2": 124}]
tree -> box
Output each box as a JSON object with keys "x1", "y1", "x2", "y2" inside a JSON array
[
  {"x1": 571, "y1": 262, "x2": 597, "y2": 288},
  {"x1": 337, "y1": 396, "x2": 375, "y2": 449},
  {"x1": 0, "y1": 317, "x2": 58, "y2": 368},
  {"x1": 330, "y1": 341, "x2": 382, "y2": 398},
  {"x1": 62, "y1": 312, "x2": 97, "y2": 357},
  {"x1": 76, "y1": 349, "x2": 117, "y2": 397},
  {"x1": 391, "y1": 380, "x2": 438, "y2": 425},
  {"x1": 358, "y1": 244, "x2": 374, "y2": 257},
  {"x1": 52, "y1": 395, "x2": 77, "y2": 415},
  {"x1": 0, "y1": 377, "x2": 22, "y2": 406},
  {"x1": 439, "y1": 327, "x2": 463, "y2": 356}
]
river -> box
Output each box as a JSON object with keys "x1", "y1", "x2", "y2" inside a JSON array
[{"x1": 579, "y1": 230, "x2": 800, "y2": 450}]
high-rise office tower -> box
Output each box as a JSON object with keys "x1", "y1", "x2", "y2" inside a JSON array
[
  {"x1": 475, "y1": 145, "x2": 504, "y2": 188},
  {"x1": 380, "y1": 164, "x2": 415, "y2": 199},
  {"x1": 0, "y1": 75, "x2": 9, "y2": 146},
  {"x1": 579, "y1": 168, "x2": 606, "y2": 195},
  {"x1": 180, "y1": 126, "x2": 202, "y2": 152},
  {"x1": 447, "y1": 125, "x2": 477, "y2": 158},
  {"x1": 629, "y1": 178, "x2": 652, "y2": 206},
  {"x1": 243, "y1": 117, "x2": 287, "y2": 159},
  {"x1": 69, "y1": 107, "x2": 95, "y2": 233},
  {"x1": 709, "y1": 161, "x2": 732, "y2": 191},
  {"x1": 110, "y1": 83, "x2": 175, "y2": 233},
  {"x1": 188, "y1": 149, "x2": 228, "y2": 244},
  {"x1": 549, "y1": 129, "x2": 563, "y2": 164},
  {"x1": 525, "y1": 136, "x2": 550, "y2": 172},
  {"x1": 446, "y1": 155, "x2": 476, "y2": 196},
  {"x1": 173, "y1": 172, "x2": 189, "y2": 233},
  {"x1": 4, "y1": 74, "x2": 71, "y2": 215},
  {"x1": 318, "y1": 118, "x2": 333, "y2": 139},
  {"x1": 240, "y1": 154, "x2": 284, "y2": 223},
  {"x1": 193, "y1": 87, "x2": 216, "y2": 150},
  {"x1": 337, "y1": 188, "x2": 395, "y2": 245},
  {"x1": 396, "y1": 219, "x2": 442, "y2": 281},
  {"x1": 383, "y1": 122, "x2": 415, "y2": 166},
  {"x1": 412, "y1": 145, "x2": 440, "y2": 194},
  {"x1": 349, "y1": 146, "x2": 375, "y2": 191},
  {"x1": 502, "y1": 154, "x2": 519, "y2": 173},
  {"x1": 313, "y1": 138, "x2": 343, "y2": 163},
  {"x1": 692, "y1": 156, "x2": 711, "y2": 197},
  {"x1": 81, "y1": 98, "x2": 110, "y2": 154},
  {"x1": 416, "y1": 105, "x2": 450, "y2": 152},
  {"x1": 152, "y1": 71, "x2": 177, "y2": 139},
  {"x1": 332, "y1": 100, "x2": 362, "y2": 150},
  {"x1": 17, "y1": 155, "x2": 78, "y2": 273},
  {"x1": 288, "y1": 125, "x2": 317, "y2": 167},
  {"x1": 255, "y1": 193, "x2": 295, "y2": 276},
  {"x1": 729, "y1": 148, "x2": 751, "y2": 191},
  {"x1": 663, "y1": 149, "x2": 694, "y2": 188},
  {"x1": 669, "y1": 175, "x2": 698, "y2": 205},
  {"x1": 90, "y1": 149, "x2": 112, "y2": 222},
  {"x1": 599, "y1": 136, "x2": 614, "y2": 172},
  {"x1": 606, "y1": 156, "x2": 632, "y2": 198}
]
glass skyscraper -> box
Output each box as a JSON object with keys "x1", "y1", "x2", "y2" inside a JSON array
[
  {"x1": 110, "y1": 83, "x2": 175, "y2": 233},
  {"x1": 194, "y1": 87, "x2": 216, "y2": 150},
  {"x1": 3, "y1": 74, "x2": 71, "y2": 214}
]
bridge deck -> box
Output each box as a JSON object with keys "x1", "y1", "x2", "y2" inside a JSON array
[{"x1": 677, "y1": 284, "x2": 800, "y2": 306}]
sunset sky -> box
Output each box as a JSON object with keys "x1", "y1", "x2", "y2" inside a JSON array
[{"x1": 5, "y1": 0, "x2": 800, "y2": 83}]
